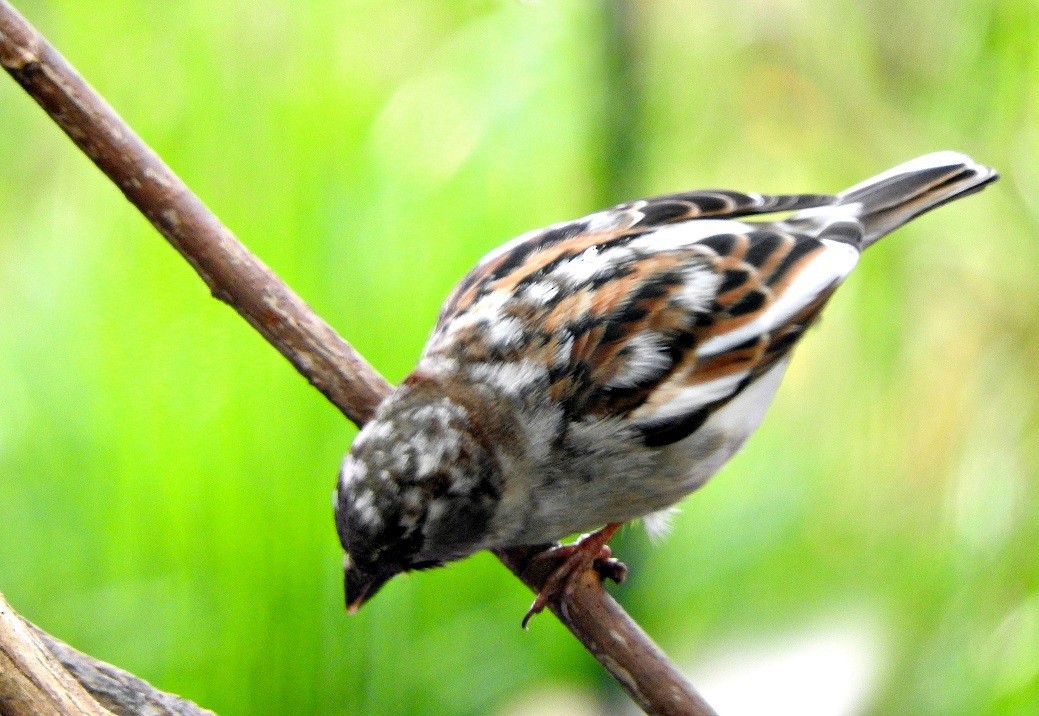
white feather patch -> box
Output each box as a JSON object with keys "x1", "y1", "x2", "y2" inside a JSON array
[
  {"x1": 351, "y1": 419, "x2": 394, "y2": 451},
  {"x1": 442, "y1": 289, "x2": 511, "y2": 338},
  {"x1": 626, "y1": 219, "x2": 751, "y2": 253},
  {"x1": 698, "y1": 357, "x2": 790, "y2": 443},
  {"x1": 522, "y1": 281, "x2": 560, "y2": 306},
  {"x1": 417, "y1": 354, "x2": 460, "y2": 374},
  {"x1": 642, "y1": 507, "x2": 680, "y2": 541},
  {"x1": 351, "y1": 488, "x2": 381, "y2": 527},
  {"x1": 466, "y1": 359, "x2": 546, "y2": 397},
  {"x1": 606, "y1": 330, "x2": 672, "y2": 388},
  {"x1": 635, "y1": 370, "x2": 751, "y2": 424},
  {"x1": 554, "y1": 247, "x2": 611, "y2": 286},
  {"x1": 676, "y1": 264, "x2": 722, "y2": 312},
  {"x1": 553, "y1": 331, "x2": 575, "y2": 366},
  {"x1": 485, "y1": 315, "x2": 525, "y2": 349},
  {"x1": 584, "y1": 207, "x2": 640, "y2": 232}
]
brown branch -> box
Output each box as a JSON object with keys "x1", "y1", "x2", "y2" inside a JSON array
[
  {"x1": 28, "y1": 625, "x2": 217, "y2": 716},
  {"x1": 497, "y1": 548, "x2": 718, "y2": 715},
  {"x1": 0, "y1": 592, "x2": 213, "y2": 716},
  {"x1": 0, "y1": 2, "x2": 716, "y2": 714},
  {"x1": 0, "y1": 1, "x2": 389, "y2": 428},
  {"x1": 0, "y1": 592, "x2": 112, "y2": 716}
]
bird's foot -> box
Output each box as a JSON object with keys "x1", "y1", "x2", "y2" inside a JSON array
[{"x1": 522, "y1": 522, "x2": 625, "y2": 628}]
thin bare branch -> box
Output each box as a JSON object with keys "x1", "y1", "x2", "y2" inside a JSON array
[
  {"x1": 0, "y1": 2, "x2": 716, "y2": 714},
  {"x1": 497, "y1": 548, "x2": 717, "y2": 715},
  {"x1": 0, "y1": 0, "x2": 389, "y2": 427}
]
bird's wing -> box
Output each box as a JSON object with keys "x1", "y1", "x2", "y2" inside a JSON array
[
  {"x1": 619, "y1": 227, "x2": 860, "y2": 446},
  {"x1": 425, "y1": 190, "x2": 859, "y2": 447},
  {"x1": 434, "y1": 189, "x2": 835, "y2": 326}
]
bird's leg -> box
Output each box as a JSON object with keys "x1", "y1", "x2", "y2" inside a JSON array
[{"x1": 522, "y1": 522, "x2": 626, "y2": 628}]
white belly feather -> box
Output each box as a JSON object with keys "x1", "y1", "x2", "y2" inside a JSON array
[{"x1": 661, "y1": 356, "x2": 791, "y2": 493}]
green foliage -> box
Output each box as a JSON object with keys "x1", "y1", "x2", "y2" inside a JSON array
[{"x1": 1, "y1": 1, "x2": 1036, "y2": 713}]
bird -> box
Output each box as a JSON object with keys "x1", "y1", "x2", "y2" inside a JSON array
[{"x1": 334, "y1": 151, "x2": 997, "y2": 623}]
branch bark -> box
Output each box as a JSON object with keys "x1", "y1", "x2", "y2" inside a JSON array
[
  {"x1": 0, "y1": 2, "x2": 716, "y2": 714},
  {"x1": 0, "y1": 592, "x2": 112, "y2": 716},
  {"x1": 0, "y1": 0, "x2": 388, "y2": 428},
  {"x1": 0, "y1": 592, "x2": 214, "y2": 716}
]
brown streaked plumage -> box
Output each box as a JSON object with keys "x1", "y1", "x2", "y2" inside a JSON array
[{"x1": 334, "y1": 152, "x2": 998, "y2": 619}]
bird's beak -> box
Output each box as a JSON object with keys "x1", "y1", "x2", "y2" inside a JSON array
[{"x1": 344, "y1": 558, "x2": 398, "y2": 614}]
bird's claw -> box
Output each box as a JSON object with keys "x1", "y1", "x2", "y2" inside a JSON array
[
  {"x1": 521, "y1": 524, "x2": 626, "y2": 628},
  {"x1": 593, "y1": 554, "x2": 628, "y2": 584}
]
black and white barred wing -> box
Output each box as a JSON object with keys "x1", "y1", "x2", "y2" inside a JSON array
[
  {"x1": 622, "y1": 226, "x2": 860, "y2": 446},
  {"x1": 422, "y1": 189, "x2": 859, "y2": 446},
  {"x1": 432, "y1": 188, "x2": 835, "y2": 328}
]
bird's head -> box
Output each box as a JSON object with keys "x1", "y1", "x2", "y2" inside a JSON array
[{"x1": 333, "y1": 384, "x2": 504, "y2": 612}]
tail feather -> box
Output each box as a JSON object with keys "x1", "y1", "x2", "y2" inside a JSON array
[{"x1": 786, "y1": 152, "x2": 998, "y2": 249}]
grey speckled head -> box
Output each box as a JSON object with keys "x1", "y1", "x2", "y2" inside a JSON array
[{"x1": 334, "y1": 381, "x2": 503, "y2": 610}]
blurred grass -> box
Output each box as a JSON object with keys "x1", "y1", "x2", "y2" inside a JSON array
[{"x1": 0, "y1": 0, "x2": 1036, "y2": 714}]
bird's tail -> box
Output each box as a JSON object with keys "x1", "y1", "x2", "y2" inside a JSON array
[{"x1": 787, "y1": 152, "x2": 998, "y2": 249}]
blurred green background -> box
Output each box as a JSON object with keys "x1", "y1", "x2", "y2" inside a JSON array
[{"x1": 1, "y1": 1, "x2": 1036, "y2": 714}]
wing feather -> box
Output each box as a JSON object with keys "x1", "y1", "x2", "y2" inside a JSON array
[
  {"x1": 436, "y1": 190, "x2": 835, "y2": 323},
  {"x1": 424, "y1": 189, "x2": 855, "y2": 447}
]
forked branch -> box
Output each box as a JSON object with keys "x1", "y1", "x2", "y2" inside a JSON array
[{"x1": 0, "y1": 2, "x2": 716, "y2": 714}]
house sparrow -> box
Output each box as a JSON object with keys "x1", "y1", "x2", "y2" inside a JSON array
[{"x1": 334, "y1": 152, "x2": 997, "y2": 621}]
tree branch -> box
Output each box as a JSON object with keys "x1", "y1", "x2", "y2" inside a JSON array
[
  {"x1": 0, "y1": 592, "x2": 214, "y2": 716},
  {"x1": 0, "y1": 2, "x2": 716, "y2": 714},
  {"x1": 0, "y1": 592, "x2": 112, "y2": 716},
  {"x1": 0, "y1": 0, "x2": 389, "y2": 428},
  {"x1": 496, "y1": 548, "x2": 717, "y2": 715}
]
